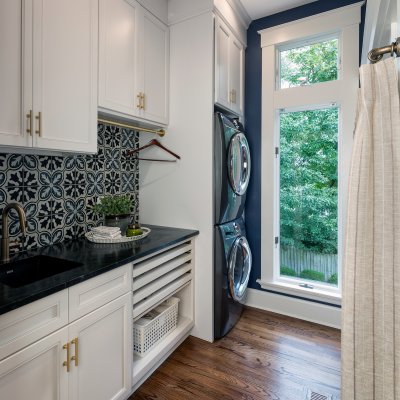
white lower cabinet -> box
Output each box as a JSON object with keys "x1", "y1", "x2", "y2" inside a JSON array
[
  {"x1": 68, "y1": 293, "x2": 132, "y2": 400},
  {"x1": 0, "y1": 292, "x2": 132, "y2": 400},
  {"x1": 0, "y1": 327, "x2": 69, "y2": 400}
]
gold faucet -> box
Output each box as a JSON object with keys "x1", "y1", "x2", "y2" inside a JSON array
[{"x1": 1, "y1": 203, "x2": 27, "y2": 262}]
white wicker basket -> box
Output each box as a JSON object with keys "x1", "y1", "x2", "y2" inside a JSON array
[{"x1": 133, "y1": 297, "x2": 180, "y2": 356}]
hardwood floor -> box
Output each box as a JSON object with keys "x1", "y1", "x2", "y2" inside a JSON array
[{"x1": 130, "y1": 307, "x2": 341, "y2": 400}]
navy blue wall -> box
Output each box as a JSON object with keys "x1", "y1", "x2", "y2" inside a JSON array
[{"x1": 245, "y1": 0, "x2": 365, "y2": 292}]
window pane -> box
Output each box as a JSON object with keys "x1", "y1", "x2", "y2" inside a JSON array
[
  {"x1": 280, "y1": 38, "x2": 338, "y2": 89},
  {"x1": 279, "y1": 108, "x2": 338, "y2": 286}
]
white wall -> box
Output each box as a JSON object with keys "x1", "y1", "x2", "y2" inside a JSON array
[{"x1": 139, "y1": 11, "x2": 215, "y2": 341}]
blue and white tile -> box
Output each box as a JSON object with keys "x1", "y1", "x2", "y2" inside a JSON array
[
  {"x1": 64, "y1": 155, "x2": 86, "y2": 171},
  {"x1": 64, "y1": 198, "x2": 85, "y2": 226},
  {"x1": 7, "y1": 186, "x2": 24, "y2": 203},
  {"x1": 24, "y1": 169, "x2": 39, "y2": 186},
  {"x1": 86, "y1": 155, "x2": 105, "y2": 172},
  {"x1": 7, "y1": 170, "x2": 24, "y2": 187},
  {"x1": 105, "y1": 125, "x2": 121, "y2": 148},
  {"x1": 52, "y1": 156, "x2": 64, "y2": 172},
  {"x1": 23, "y1": 232, "x2": 39, "y2": 251},
  {"x1": 86, "y1": 171, "x2": 104, "y2": 196},
  {"x1": 23, "y1": 155, "x2": 38, "y2": 170},
  {"x1": 121, "y1": 129, "x2": 137, "y2": 149},
  {"x1": 23, "y1": 186, "x2": 39, "y2": 203},
  {"x1": 6, "y1": 154, "x2": 23, "y2": 170},
  {"x1": 37, "y1": 215, "x2": 53, "y2": 231},
  {"x1": 121, "y1": 172, "x2": 135, "y2": 193},
  {"x1": 105, "y1": 148, "x2": 121, "y2": 171},
  {"x1": 104, "y1": 171, "x2": 121, "y2": 195},
  {"x1": 64, "y1": 185, "x2": 85, "y2": 199},
  {"x1": 37, "y1": 155, "x2": 53, "y2": 172}
]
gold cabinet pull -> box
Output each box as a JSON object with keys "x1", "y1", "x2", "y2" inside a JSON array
[
  {"x1": 141, "y1": 93, "x2": 145, "y2": 110},
  {"x1": 26, "y1": 110, "x2": 33, "y2": 136},
  {"x1": 229, "y1": 90, "x2": 232, "y2": 103},
  {"x1": 232, "y1": 89, "x2": 236, "y2": 104},
  {"x1": 71, "y1": 337, "x2": 79, "y2": 366},
  {"x1": 63, "y1": 342, "x2": 70, "y2": 372},
  {"x1": 136, "y1": 93, "x2": 142, "y2": 109},
  {"x1": 35, "y1": 112, "x2": 42, "y2": 136}
]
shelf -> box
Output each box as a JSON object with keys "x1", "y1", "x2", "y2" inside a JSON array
[{"x1": 132, "y1": 316, "x2": 193, "y2": 388}]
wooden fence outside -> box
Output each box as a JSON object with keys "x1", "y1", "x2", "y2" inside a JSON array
[{"x1": 280, "y1": 245, "x2": 337, "y2": 280}]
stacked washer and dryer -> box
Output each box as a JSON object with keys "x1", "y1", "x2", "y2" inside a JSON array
[{"x1": 214, "y1": 112, "x2": 252, "y2": 339}]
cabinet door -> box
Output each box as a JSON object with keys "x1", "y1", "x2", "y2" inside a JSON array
[
  {"x1": 229, "y1": 36, "x2": 244, "y2": 116},
  {"x1": 215, "y1": 16, "x2": 231, "y2": 110},
  {"x1": 0, "y1": 327, "x2": 69, "y2": 400},
  {"x1": 98, "y1": 0, "x2": 141, "y2": 117},
  {"x1": 32, "y1": 0, "x2": 98, "y2": 153},
  {"x1": 68, "y1": 293, "x2": 132, "y2": 400},
  {"x1": 0, "y1": 0, "x2": 31, "y2": 147},
  {"x1": 140, "y1": 8, "x2": 169, "y2": 125}
]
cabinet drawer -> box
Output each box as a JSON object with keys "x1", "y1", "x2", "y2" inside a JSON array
[
  {"x1": 69, "y1": 264, "x2": 132, "y2": 322},
  {"x1": 0, "y1": 290, "x2": 68, "y2": 361}
]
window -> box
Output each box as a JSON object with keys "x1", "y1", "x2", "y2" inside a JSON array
[
  {"x1": 279, "y1": 37, "x2": 339, "y2": 88},
  {"x1": 259, "y1": 4, "x2": 361, "y2": 304},
  {"x1": 279, "y1": 106, "x2": 339, "y2": 287}
]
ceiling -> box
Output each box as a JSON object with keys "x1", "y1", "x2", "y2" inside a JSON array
[{"x1": 239, "y1": 0, "x2": 318, "y2": 20}]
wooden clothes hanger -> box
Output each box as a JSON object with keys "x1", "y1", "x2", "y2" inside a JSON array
[{"x1": 125, "y1": 139, "x2": 181, "y2": 162}]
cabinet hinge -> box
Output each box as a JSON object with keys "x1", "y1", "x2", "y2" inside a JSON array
[
  {"x1": 275, "y1": 147, "x2": 279, "y2": 157},
  {"x1": 274, "y1": 236, "x2": 279, "y2": 245}
]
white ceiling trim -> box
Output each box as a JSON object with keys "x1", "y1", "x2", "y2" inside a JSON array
[{"x1": 239, "y1": 0, "x2": 318, "y2": 20}]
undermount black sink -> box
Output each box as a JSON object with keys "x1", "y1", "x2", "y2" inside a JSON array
[{"x1": 0, "y1": 255, "x2": 83, "y2": 288}]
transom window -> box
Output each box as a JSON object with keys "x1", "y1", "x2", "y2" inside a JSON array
[{"x1": 279, "y1": 36, "x2": 339, "y2": 88}]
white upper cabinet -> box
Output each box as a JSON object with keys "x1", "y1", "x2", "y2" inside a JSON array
[
  {"x1": 214, "y1": 15, "x2": 244, "y2": 116},
  {"x1": 99, "y1": 0, "x2": 169, "y2": 126},
  {"x1": 0, "y1": 0, "x2": 98, "y2": 153},
  {"x1": 98, "y1": 0, "x2": 140, "y2": 116},
  {"x1": 0, "y1": 0, "x2": 30, "y2": 147},
  {"x1": 32, "y1": 0, "x2": 98, "y2": 152}
]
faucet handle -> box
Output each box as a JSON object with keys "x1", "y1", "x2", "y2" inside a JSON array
[{"x1": 9, "y1": 238, "x2": 22, "y2": 253}]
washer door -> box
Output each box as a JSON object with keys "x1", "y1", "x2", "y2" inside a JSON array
[
  {"x1": 228, "y1": 132, "x2": 251, "y2": 196},
  {"x1": 228, "y1": 236, "x2": 252, "y2": 302}
]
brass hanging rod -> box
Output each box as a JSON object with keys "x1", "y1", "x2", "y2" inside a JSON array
[
  {"x1": 368, "y1": 37, "x2": 400, "y2": 63},
  {"x1": 98, "y1": 117, "x2": 166, "y2": 137}
]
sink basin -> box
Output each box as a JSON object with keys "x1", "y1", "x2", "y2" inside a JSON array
[{"x1": 0, "y1": 255, "x2": 83, "y2": 288}]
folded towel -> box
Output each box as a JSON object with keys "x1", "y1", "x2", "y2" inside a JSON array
[
  {"x1": 91, "y1": 226, "x2": 121, "y2": 234},
  {"x1": 92, "y1": 231, "x2": 122, "y2": 239},
  {"x1": 92, "y1": 233, "x2": 123, "y2": 240},
  {"x1": 91, "y1": 226, "x2": 123, "y2": 239}
]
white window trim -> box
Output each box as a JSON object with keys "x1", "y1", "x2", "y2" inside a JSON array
[{"x1": 258, "y1": 3, "x2": 362, "y2": 305}]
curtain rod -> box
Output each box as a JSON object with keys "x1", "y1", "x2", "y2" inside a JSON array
[
  {"x1": 368, "y1": 37, "x2": 400, "y2": 63},
  {"x1": 98, "y1": 117, "x2": 166, "y2": 137}
]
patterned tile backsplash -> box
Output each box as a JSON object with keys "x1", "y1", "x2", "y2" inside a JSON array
[{"x1": 0, "y1": 123, "x2": 139, "y2": 253}]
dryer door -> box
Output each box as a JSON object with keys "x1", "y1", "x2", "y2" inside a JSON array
[
  {"x1": 228, "y1": 236, "x2": 252, "y2": 302},
  {"x1": 228, "y1": 132, "x2": 251, "y2": 196}
]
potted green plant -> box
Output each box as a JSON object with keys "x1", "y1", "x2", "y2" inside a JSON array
[{"x1": 92, "y1": 194, "x2": 132, "y2": 233}]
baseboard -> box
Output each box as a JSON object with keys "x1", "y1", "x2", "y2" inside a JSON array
[{"x1": 245, "y1": 288, "x2": 341, "y2": 329}]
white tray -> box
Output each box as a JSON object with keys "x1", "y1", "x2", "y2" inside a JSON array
[{"x1": 85, "y1": 227, "x2": 151, "y2": 243}]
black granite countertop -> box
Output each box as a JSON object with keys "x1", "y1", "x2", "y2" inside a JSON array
[{"x1": 0, "y1": 225, "x2": 198, "y2": 316}]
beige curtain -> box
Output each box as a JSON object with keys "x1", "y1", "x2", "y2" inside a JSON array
[{"x1": 342, "y1": 57, "x2": 400, "y2": 400}]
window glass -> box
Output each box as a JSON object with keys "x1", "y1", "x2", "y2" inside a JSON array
[
  {"x1": 279, "y1": 107, "x2": 338, "y2": 286},
  {"x1": 280, "y1": 38, "x2": 338, "y2": 89}
]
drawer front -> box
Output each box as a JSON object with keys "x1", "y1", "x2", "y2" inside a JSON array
[
  {"x1": 69, "y1": 264, "x2": 132, "y2": 322},
  {"x1": 0, "y1": 290, "x2": 68, "y2": 361}
]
